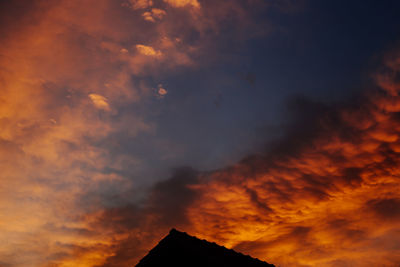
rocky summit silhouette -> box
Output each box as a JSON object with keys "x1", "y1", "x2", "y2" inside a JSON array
[{"x1": 136, "y1": 229, "x2": 275, "y2": 267}]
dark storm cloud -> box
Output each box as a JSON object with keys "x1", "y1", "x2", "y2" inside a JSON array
[
  {"x1": 147, "y1": 167, "x2": 200, "y2": 225},
  {"x1": 92, "y1": 167, "x2": 199, "y2": 267},
  {"x1": 366, "y1": 198, "x2": 400, "y2": 221},
  {"x1": 96, "y1": 167, "x2": 199, "y2": 229},
  {"x1": 0, "y1": 0, "x2": 42, "y2": 38}
]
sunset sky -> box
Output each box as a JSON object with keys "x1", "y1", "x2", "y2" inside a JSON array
[{"x1": 1, "y1": 0, "x2": 400, "y2": 266}]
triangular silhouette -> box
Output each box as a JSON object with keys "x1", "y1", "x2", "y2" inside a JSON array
[{"x1": 136, "y1": 229, "x2": 275, "y2": 267}]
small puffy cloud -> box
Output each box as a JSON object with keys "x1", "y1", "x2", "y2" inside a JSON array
[
  {"x1": 142, "y1": 11, "x2": 155, "y2": 22},
  {"x1": 158, "y1": 88, "x2": 168, "y2": 96},
  {"x1": 120, "y1": 48, "x2": 129, "y2": 54},
  {"x1": 136, "y1": 44, "x2": 162, "y2": 57},
  {"x1": 89, "y1": 93, "x2": 111, "y2": 111},
  {"x1": 142, "y1": 8, "x2": 167, "y2": 22},
  {"x1": 128, "y1": 0, "x2": 153, "y2": 9},
  {"x1": 158, "y1": 86, "x2": 168, "y2": 97},
  {"x1": 152, "y1": 8, "x2": 167, "y2": 19},
  {"x1": 163, "y1": 0, "x2": 200, "y2": 8}
]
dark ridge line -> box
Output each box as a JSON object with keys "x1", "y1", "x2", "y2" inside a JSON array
[{"x1": 136, "y1": 228, "x2": 275, "y2": 267}]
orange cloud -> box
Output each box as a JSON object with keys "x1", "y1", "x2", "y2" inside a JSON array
[
  {"x1": 142, "y1": 8, "x2": 167, "y2": 22},
  {"x1": 89, "y1": 94, "x2": 111, "y2": 111},
  {"x1": 136, "y1": 44, "x2": 162, "y2": 57},
  {"x1": 163, "y1": 0, "x2": 200, "y2": 9},
  {"x1": 128, "y1": 0, "x2": 154, "y2": 10},
  {"x1": 0, "y1": 1, "x2": 156, "y2": 266},
  {"x1": 157, "y1": 84, "x2": 168, "y2": 98},
  {"x1": 158, "y1": 88, "x2": 168, "y2": 96}
]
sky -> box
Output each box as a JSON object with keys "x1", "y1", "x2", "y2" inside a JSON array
[{"x1": 1, "y1": 0, "x2": 400, "y2": 266}]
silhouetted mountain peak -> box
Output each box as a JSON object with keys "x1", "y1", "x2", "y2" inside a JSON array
[
  {"x1": 169, "y1": 228, "x2": 180, "y2": 235},
  {"x1": 136, "y1": 229, "x2": 275, "y2": 267}
]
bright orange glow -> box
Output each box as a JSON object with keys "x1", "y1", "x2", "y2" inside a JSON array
[{"x1": 184, "y1": 57, "x2": 400, "y2": 266}]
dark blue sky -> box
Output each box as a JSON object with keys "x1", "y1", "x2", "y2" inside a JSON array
[{"x1": 117, "y1": 0, "x2": 400, "y2": 186}]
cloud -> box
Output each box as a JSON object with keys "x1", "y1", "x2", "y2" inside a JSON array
[
  {"x1": 0, "y1": 0, "x2": 158, "y2": 265},
  {"x1": 366, "y1": 198, "x2": 400, "y2": 221},
  {"x1": 89, "y1": 94, "x2": 111, "y2": 111},
  {"x1": 157, "y1": 84, "x2": 168, "y2": 98},
  {"x1": 128, "y1": 0, "x2": 154, "y2": 10},
  {"x1": 91, "y1": 167, "x2": 199, "y2": 267},
  {"x1": 151, "y1": 8, "x2": 167, "y2": 19},
  {"x1": 127, "y1": 0, "x2": 200, "y2": 10},
  {"x1": 135, "y1": 44, "x2": 162, "y2": 57},
  {"x1": 158, "y1": 88, "x2": 168, "y2": 96},
  {"x1": 163, "y1": 0, "x2": 200, "y2": 9},
  {"x1": 142, "y1": 8, "x2": 167, "y2": 22}
]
